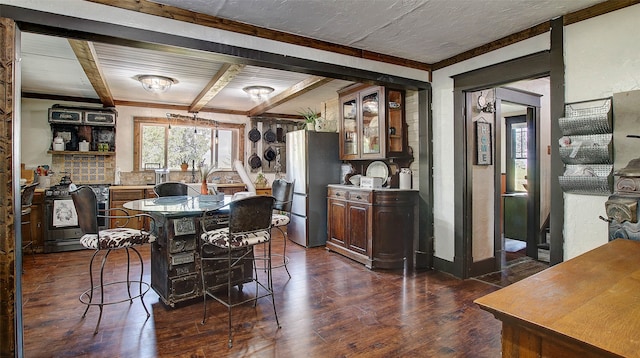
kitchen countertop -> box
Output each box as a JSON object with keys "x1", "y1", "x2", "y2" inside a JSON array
[
  {"x1": 328, "y1": 184, "x2": 418, "y2": 192},
  {"x1": 110, "y1": 183, "x2": 246, "y2": 190}
]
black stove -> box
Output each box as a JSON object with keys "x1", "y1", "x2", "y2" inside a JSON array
[
  {"x1": 45, "y1": 183, "x2": 110, "y2": 202},
  {"x1": 43, "y1": 183, "x2": 111, "y2": 253}
]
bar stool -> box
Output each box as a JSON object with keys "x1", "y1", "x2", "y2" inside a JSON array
[
  {"x1": 20, "y1": 183, "x2": 38, "y2": 265},
  {"x1": 200, "y1": 195, "x2": 280, "y2": 348},
  {"x1": 269, "y1": 179, "x2": 294, "y2": 277},
  {"x1": 154, "y1": 181, "x2": 189, "y2": 197},
  {"x1": 71, "y1": 186, "x2": 156, "y2": 334}
]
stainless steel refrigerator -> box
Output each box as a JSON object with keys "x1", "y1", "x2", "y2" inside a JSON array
[{"x1": 286, "y1": 130, "x2": 341, "y2": 247}]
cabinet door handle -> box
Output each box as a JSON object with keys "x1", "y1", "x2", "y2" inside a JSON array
[
  {"x1": 336, "y1": 193, "x2": 341, "y2": 197},
  {"x1": 355, "y1": 195, "x2": 362, "y2": 199}
]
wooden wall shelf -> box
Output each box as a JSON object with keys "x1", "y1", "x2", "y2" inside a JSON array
[{"x1": 47, "y1": 150, "x2": 115, "y2": 156}]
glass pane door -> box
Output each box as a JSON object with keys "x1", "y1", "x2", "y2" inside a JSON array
[
  {"x1": 387, "y1": 90, "x2": 403, "y2": 153},
  {"x1": 342, "y1": 98, "x2": 358, "y2": 157},
  {"x1": 361, "y1": 90, "x2": 380, "y2": 155}
]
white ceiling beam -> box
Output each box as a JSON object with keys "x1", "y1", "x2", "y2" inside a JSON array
[
  {"x1": 189, "y1": 63, "x2": 245, "y2": 113},
  {"x1": 67, "y1": 39, "x2": 115, "y2": 107}
]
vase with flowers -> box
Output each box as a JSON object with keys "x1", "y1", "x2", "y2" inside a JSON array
[{"x1": 198, "y1": 162, "x2": 215, "y2": 195}]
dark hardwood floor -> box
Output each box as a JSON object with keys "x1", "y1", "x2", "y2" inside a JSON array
[{"x1": 22, "y1": 233, "x2": 505, "y2": 357}]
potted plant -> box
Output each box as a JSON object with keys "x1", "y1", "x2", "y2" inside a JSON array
[
  {"x1": 254, "y1": 172, "x2": 268, "y2": 189},
  {"x1": 180, "y1": 159, "x2": 189, "y2": 171},
  {"x1": 298, "y1": 108, "x2": 319, "y2": 131}
]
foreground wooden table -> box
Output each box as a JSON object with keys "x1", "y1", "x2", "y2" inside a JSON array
[{"x1": 475, "y1": 239, "x2": 640, "y2": 358}]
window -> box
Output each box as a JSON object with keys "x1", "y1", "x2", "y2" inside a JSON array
[
  {"x1": 505, "y1": 115, "x2": 528, "y2": 192},
  {"x1": 134, "y1": 116, "x2": 245, "y2": 171}
]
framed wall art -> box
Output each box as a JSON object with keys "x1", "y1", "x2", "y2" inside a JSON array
[{"x1": 475, "y1": 120, "x2": 492, "y2": 165}]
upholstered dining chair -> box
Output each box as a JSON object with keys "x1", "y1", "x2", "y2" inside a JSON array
[
  {"x1": 269, "y1": 178, "x2": 294, "y2": 278},
  {"x1": 199, "y1": 195, "x2": 280, "y2": 348},
  {"x1": 71, "y1": 186, "x2": 156, "y2": 334},
  {"x1": 154, "y1": 181, "x2": 189, "y2": 197}
]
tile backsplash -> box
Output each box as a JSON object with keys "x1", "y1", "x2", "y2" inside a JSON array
[
  {"x1": 48, "y1": 155, "x2": 241, "y2": 186},
  {"x1": 119, "y1": 170, "x2": 242, "y2": 185},
  {"x1": 51, "y1": 154, "x2": 115, "y2": 184}
]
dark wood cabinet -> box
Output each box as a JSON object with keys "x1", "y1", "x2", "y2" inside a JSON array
[
  {"x1": 108, "y1": 187, "x2": 155, "y2": 230},
  {"x1": 215, "y1": 184, "x2": 246, "y2": 195},
  {"x1": 27, "y1": 191, "x2": 45, "y2": 253},
  {"x1": 327, "y1": 187, "x2": 372, "y2": 264},
  {"x1": 327, "y1": 185, "x2": 418, "y2": 269},
  {"x1": 338, "y1": 84, "x2": 409, "y2": 160}
]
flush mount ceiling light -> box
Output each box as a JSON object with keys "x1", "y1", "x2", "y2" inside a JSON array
[
  {"x1": 243, "y1": 85, "x2": 274, "y2": 100},
  {"x1": 136, "y1": 75, "x2": 176, "y2": 93}
]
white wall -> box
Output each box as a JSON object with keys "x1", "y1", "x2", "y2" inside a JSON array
[
  {"x1": 432, "y1": 4, "x2": 640, "y2": 263},
  {"x1": 563, "y1": 4, "x2": 640, "y2": 259},
  {"x1": 21, "y1": 98, "x2": 88, "y2": 169}
]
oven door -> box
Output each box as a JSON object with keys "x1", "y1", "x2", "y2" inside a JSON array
[{"x1": 43, "y1": 197, "x2": 107, "y2": 252}]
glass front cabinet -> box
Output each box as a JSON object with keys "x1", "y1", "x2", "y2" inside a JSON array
[{"x1": 338, "y1": 84, "x2": 407, "y2": 160}]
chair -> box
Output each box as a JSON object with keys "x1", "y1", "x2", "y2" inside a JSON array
[
  {"x1": 71, "y1": 186, "x2": 157, "y2": 334},
  {"x1": 20, "y1": 183, "x2": 38, "y2": 263},
  {"x1": 154, "y1": 181, "x2": 188, "y2": 197},
  {"x1": 269, "y1": 179, "x2": 294, "y2": 278},
  {"x1": 200, "y1": 195, "x2": 280, "y2": 348}
]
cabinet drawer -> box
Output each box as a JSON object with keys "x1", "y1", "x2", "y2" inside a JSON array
[
  {"x1": 170, "y1": 252, "x2": 195, "y2": 266},
  {"x1": 168, "y1": 235, "x2": 197, "y2": 253},
  {"x1": 203, "y1": 265, "x2": 244, "y2": 290},
  {"x1": 169, "y1": 274, "x2": 200, "y2": 300},
  {"x1": 347, "y1": 190, "x2": 372, "y2": 203},
  {"x1": 110, "y1": 189, "x2": 146, "y2": 201},
  {"x1": 328, "y1": 188, "x2": 348, "y2": 200},
  {"x1": 168, "y1": 261, "x2": 197, "y2": 278}
]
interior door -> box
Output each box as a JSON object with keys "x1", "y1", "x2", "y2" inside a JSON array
[{"x1": 495, "y1": 88, "x2": 542, "y2": 264}]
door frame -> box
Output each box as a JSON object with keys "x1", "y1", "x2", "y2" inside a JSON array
[{"x1": 451, "y1": 37, "x2": 564, "y2": 278}]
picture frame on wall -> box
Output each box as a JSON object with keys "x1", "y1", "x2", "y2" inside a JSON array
[{"x1": 475, "y1": 120, "x2": 492, "y2": 165}]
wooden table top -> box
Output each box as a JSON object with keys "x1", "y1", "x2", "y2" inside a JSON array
[{"x1": 475, "y1": 239, "x2": 640, "y2": 357}]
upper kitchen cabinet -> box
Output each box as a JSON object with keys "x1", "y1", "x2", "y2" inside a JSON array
[
  {"x1": 47, "y1": 106, "x2": 117, "y2": 155},
  {"x1": 338, "y1": 85, "x2": 408, "y2": 160}
]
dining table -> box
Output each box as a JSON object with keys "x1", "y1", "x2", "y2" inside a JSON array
[
  {"x1": 475, "y1": 238, "x2": 640, "y2": 358},
  {"x1": 123, "y1": 194, "x2": 232, "y2": 216},
  {"x1": 123, "y1": 194, "x2": 255, "y2": 307}
]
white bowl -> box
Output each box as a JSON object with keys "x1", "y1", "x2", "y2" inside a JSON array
[{"x1": 349, "y1": 174, "x2": 361, "y2": 186}]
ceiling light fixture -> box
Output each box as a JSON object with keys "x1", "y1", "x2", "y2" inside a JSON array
[
  {"x1": 137, "y1": 75, "x2": 176, "y2": 93},
  {"x1": 243, "y1": 85, "x2": 274, "y2": 100}
]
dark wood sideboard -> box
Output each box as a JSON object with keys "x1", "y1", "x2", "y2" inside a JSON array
[{"x1": 326, "y1": 185, "x2": 418, "y2": 270}]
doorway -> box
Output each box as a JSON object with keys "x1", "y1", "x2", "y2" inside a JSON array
[{"x1": 451, "y1": 49, "x2": 563, "y2": 280}]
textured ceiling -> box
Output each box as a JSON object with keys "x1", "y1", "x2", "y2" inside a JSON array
[
  {"x1": 151, "y1": 0, "x2": 605, "y2": 64},
  {"x1": 21, "y1": 0, "x2": 605, "y2": 115}
]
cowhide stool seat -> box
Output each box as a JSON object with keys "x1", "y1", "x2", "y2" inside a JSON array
[{"x1": 71, "y1": 186, "x2": 156, "y2": 334}]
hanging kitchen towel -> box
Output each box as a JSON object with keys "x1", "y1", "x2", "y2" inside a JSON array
[{"x1": 53, "y1": 199, "x2": 78, "y2": 227}]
